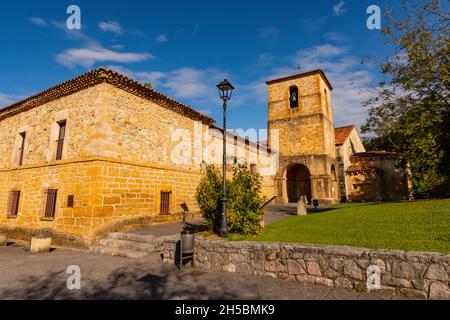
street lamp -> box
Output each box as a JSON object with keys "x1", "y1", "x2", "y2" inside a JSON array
[{"x1": 217, "y1": 79, "x2": 234, "y2": 238}]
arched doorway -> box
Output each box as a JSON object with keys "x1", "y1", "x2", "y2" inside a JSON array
[{"x1": 287, "y1": 164, "x2": 312, "y2": 203}]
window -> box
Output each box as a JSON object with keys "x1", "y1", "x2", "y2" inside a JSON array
[
  {"x1": 160, "y1": 191, "x2": 172, "y2": 215},
  {"x1": 67, "y1": 195, "x2": 75, "y2": 208},
  {"x1": 289, "y1": 87, "x2": 299, "y2": 108},
  {"x1": 6, "y1": 191, "x2": 20, "y2": 217},
  {"x1": 18, "y1": 132, "x2": 26, "y2": 166},
  {"x1": 56, "y1": 120, "x2": 66, "y2": 161},
  {"x1": 44, "y1": 189, "x2": 58, "y2": 219},
  {"x1": 350, "y1": 140, "x2": 356, "y2": 155}
]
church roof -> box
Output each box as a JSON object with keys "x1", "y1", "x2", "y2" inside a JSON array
[
  {"x1": 265, "y1": 69, "x2": 333, "y2": 90},
  {"x1": 346, "y1": 164, "x2": 381, "y2": 174},
  {"x1": 352, "y1": 151, "x2": 396, "y2": 160},
  {"x1": 0, "y1": 67, "x2": 215, "y2": 125},
  {"x1": 335, "y1": 125, "x2": 356, "y2": 146}
]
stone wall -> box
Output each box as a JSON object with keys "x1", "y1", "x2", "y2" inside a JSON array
[
  {"x1": 163, "y1": 239, "x2": 450, "y2": 300},
  {"x1": 0, "y1": 85, "x2": 104, "y2": 169},
  {"x1": 0, "y1": 157, "x2": 203, "y2": 247}
]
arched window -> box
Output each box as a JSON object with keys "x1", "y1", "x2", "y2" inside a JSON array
[{"x1": 289, "y1": 86, "x2": 299, "y2": 108}]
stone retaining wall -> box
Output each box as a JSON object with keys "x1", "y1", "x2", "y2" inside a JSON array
[{"x1": 163, "y1": 239, "x2": 450, "y2": 300}]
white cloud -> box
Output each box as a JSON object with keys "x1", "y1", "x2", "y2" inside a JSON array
[
  {"x1": 105, "y1": 43, "x2": 376, "y2": 128},
  {"x1": 259, "y1": 26, "x2": 280, "y2": 42},
  {"x1": 108, "y1": 65, "x2": 229, "y2": 111},
  {"x1": 324, "y1": 32, "x2": 348, "y2": 42},
  {"x1": 293, "y1": 44, "x2": 375, "y2": 126},
  {"x1": 28, "y1": 17, "x2": 48, "y2": 27},
  {"x1": 56, "y1": 44, "x2": 153, "y2": 69},
  {"x1": 0, "y1": 93, "x2": 25, "y2": 108},
  {"x1": 110, "y1": 44, "x2": 125, "y2": 50},
  {"x1": 156, "y1": 34, "x2": 168, "y2": 43},
  {"x1": 333, "y1": 1, "x2": 347, "y2": 16},
  {"x1": 98, "y1": 21, "x2": 124, "y2": 35}
]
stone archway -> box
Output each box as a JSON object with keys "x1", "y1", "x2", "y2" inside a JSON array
[{"x1": 286, "y1": 164, "x2": 312, "y2": 204}]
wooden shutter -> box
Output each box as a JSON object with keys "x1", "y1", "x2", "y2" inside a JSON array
[
  {"x1": 160, "y1": 191, "x2": 171, "y2": 215},
  {"x1": 56, "y1": 121, "x2": 66, "y2": 161},
  {"x1": 44, "y1": 189, "x2": 58, "y2": 218},
  {"x1": 67, "y1": 195, "x2": 74, "y2": 208},
  {"x1": 7, "y1": 191, "x2": 20, "y2": 217}
]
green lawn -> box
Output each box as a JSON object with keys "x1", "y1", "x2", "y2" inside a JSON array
[{"x1": 238, "y1": 199, "x2": 450, "y2": 254}]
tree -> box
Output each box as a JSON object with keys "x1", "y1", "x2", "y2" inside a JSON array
[
  {"x1": 362, "y1": 0, "x2": 450, "y2": 198},
  {"x1": 143, "y1": 83, "x2": 153, "y2": 91},
  {"x1": 195, "y1": 161, "x2": 266, "y2": 236}
]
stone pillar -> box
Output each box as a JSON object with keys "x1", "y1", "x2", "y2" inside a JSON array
[{"x1": 274, "y1": 177, "x2": 287, "y2": 204}]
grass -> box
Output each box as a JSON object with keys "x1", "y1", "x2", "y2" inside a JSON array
[{"x1": 233, "y1": 199, "x2": 450, "y2": 254}]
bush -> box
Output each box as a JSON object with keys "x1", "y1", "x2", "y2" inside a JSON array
[
  {"x1": 196, "y1": 161, "x2": 266, "y2": 236},
  {"x1": 228, "y1": 162, "x2": 266, "y2": 235},
  {"x1": 195, "y1": 163, "x2": 225, "y2": 232}
]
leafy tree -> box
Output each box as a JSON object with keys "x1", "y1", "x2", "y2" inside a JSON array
[
  {"x1": 143, "y1": 82, "x2": 153, "y2": 90},
  {"x1": 228, "y1": 162, "x2": 266, "y2": 235},
  {"x1": 196, "y1": 161, "x2": 266, "y2": 235},
  {"x1": 362, "y1": 0, "x2": 450, "y2": 198},
  {"x1": 196, "y1": 162, "x2": 225, "y2": 232}
]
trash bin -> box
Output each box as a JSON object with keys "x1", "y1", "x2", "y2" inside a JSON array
[
  {"x1": 179, "y1": 230, "x2": 195, "y2": 270},
  {"x1": 313, "y1": 199, "x2": 319, "y2": 208}
]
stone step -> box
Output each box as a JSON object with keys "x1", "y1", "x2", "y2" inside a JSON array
[
  {"x1": 100, "y1": 238, "x2": 157, "y2": 253},
  {"x1": 108, "y1": 232, "x2": 156, "y2": 243},
  {"x1": 90, "y1": 246, "x2": 148, "y2": 259}
]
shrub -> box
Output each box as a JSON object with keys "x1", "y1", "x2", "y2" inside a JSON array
[
  {"x1": 195, "y1": 161, "x2": 266, "y2": 236},
  {"x1": 228, "y1": 162, "x2": 266, "y2": 235},
  {"x1": 195, "y1": 162, "x2": 225, "y2": 232}
]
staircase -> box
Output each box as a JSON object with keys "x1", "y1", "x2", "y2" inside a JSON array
[{"x1": 91, "y1": 232, "x2": 178, "y2": 259}]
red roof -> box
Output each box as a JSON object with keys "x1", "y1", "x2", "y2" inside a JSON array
[
  {"x1": 352, "y1": 151, "x2": 395, "y2": 159},
  {"x1": 346, "y1": 164, "x2": 381, "y2": 174},
  {"x1": 335, "y1": 125, "x2": 355, "y2": 145}
]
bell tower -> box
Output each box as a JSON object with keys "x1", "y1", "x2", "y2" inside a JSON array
[{"x1": 266, "y1": 70, "x2": 339, "y2": 205}]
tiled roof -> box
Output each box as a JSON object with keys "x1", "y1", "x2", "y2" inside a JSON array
[
  {"x1": 352, "y1": 151, "x2": 396, "y2": 159},
  {"x1": 335, "y1": 125, "x2": 356, "y2": 145},
  {"x1": 0, "y1": 67, "x2": 215, "y2": 125},
  {"x1": 209, "y1": 125, "x2": 272, "y2": 152},
  {"x1": 346, "y1": 164, "x2": 381, "y2": 174},
  {"x1": 265, "y1": 69, "x2": 333, "y2": 90}
]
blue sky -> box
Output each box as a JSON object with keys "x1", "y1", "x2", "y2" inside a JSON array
[{"x1": 0, "y1": 0, "x2": 402, "y2": 132}]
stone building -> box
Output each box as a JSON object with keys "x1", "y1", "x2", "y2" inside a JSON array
[
  {"x1": 0, "y1": 68, "x2": 273, "y2": 248},
  {"x1": 334, "y1": 125, "x2": 413, "y2": 202},
  {"x1": 335, "y1": 125, "x2": 366, "y2": 201},
  {"x1": 0, "y1": 67, "x2": 411, "y2": 248},
  {"x1": 266, "y1": 71, "x2": 339, "y2": 205}
]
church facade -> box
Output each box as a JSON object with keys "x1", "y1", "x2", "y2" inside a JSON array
[{"x1": 0, "y1": 67, "x2": 412, "y2": 248}]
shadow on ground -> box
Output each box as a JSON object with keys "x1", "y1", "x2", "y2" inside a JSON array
[{"x1": 0, "y1": 266, "x2": 258, "y2": 300}]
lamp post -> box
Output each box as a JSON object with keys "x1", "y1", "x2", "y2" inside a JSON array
[{"x1": 217, "y1": 79, "x2": 235, "y2": 238}]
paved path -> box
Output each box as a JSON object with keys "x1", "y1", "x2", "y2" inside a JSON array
[
  {"x1": 131, "y1": 205, "x2": 297, "y2": 237},
  {"x1": 0, "y1": 245, "x2": 404, "y2": 300}
]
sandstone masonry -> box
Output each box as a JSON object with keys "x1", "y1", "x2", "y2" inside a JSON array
[{"x1": 162, "y1": 239, "x2": 450, "y2": 300}]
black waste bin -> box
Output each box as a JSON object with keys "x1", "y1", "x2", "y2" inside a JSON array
[{"x1": 179, "y1": 230, "x2": 195, "y2": 270}]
